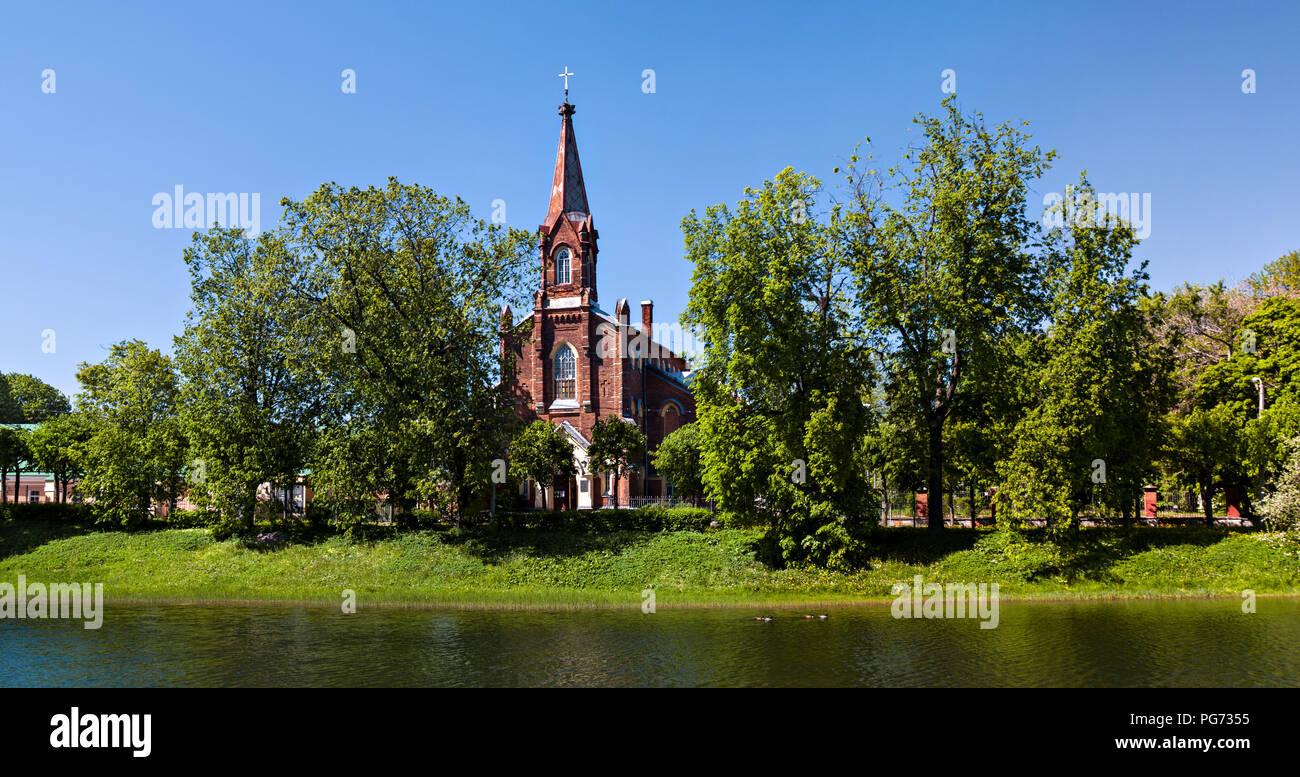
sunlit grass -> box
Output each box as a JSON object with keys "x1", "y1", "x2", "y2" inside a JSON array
[{"x1": 0, "y1": 520, "x2": 1296, "y2": 608}]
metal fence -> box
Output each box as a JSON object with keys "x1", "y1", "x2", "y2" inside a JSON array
[
  {"x1": 626, "y1": 496, "x2": 713, "y2": 510},
  {"x1": 880, "y1": 489, "x2": 993, "y2": 527}
]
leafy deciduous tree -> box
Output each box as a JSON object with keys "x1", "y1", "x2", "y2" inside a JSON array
[
  {"x1": 651, "y1": 422, "x2": 705, "y2": 505},
  {"x1": 844, "y1": 96, "x2": 1054, "y2": 529},
  {"x1": 586, "y1": 415, "x2": 647, "y2": 510},
  {"x1": 175, "y1": 225, "x2": 323, "y2": 531},
  {"x1": 27, "y1": 412, "x2": 95, "y2": 503},
  {"x1": 279, "y1": 179, "x2": 534, "y2": 525},
  {"x1": 508, "y1": 420, "x2": 577, "y2": 510},
  {"x1": 75, "y1": 340, "x2": 185, "y2": 527},
  {"x1": 682, "y1": 168, "x2": 875, "y2": 565}
]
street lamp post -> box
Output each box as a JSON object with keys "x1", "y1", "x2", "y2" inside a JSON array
[{"x1": 1251, "y1": 376, "x2": 1265, "y2": 417}]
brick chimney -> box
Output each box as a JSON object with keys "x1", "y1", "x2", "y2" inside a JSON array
[{"x1": 640, "y1": 300, "x2": 653, "y2": 343}]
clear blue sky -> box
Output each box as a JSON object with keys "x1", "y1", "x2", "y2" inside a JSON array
[{"x1": 2, "y1": 0, "x2": 1297, "y2": 399}]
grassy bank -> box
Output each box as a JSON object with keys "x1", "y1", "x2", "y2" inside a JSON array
[{"x1": 1, "y1": 520, "x2": 1297, "y2": 608}]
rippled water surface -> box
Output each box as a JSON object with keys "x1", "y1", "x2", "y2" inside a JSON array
[{"x1": 2, "y1": 598, "x2": 1298, "y2": 687}]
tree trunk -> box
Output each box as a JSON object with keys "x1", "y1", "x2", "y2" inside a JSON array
[
  {"x1": 926, "y1": 419, "x2": 944, "y2": 530},
  {"x1": 1238, "y1": 480, "x2": 1255, "y2": 523},
  {"x1": 1, "y1": 469, "x2": 7, "y2": 503},
  {"x1": 246, "y1": 480, "x2": 259, "y2": 530},
  {"x1": 881, "y1": 472, "x2": 890, "y2": 526},
  {"x1": 14, "y1": 462, "x2": 22, "y2": 504},
  {"x1": 970, "y1": 474, "x2": 978, "y2": 527},
  {"x1": 1202, "y1": 484, "x2": 1214, "y2": 528}
]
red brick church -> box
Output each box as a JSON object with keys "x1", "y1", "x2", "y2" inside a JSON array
[{"x1": 501, "y1": 98, "x2": 695, "y2": 509}]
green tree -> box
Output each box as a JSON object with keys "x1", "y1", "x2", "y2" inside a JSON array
[
  {"x1": 682, "y1": 167, "x2": 875, "y2": 565},
  {"x1": 0, "y1": 426, "x2": 32, "y2": 504},
  {"x1": 75, "y1": 340, "x2": 185, "y2": 527},
  {"x1": 1163, "y1": 405, "x2": 1240, "y2": 527},
  {"x1": 1259, "y1": 436, "x2": 1300, "y2": 532},
  {"x1": 1157, "y1": 281, "x2": 1255, "y2": 411},
  {"x1": 996, "y1": 176, "x2": 1173, "y2": 533},
  {"x1": 1194, "y1": 297, "x2": 1300, "y2": 420},
  {"x1": 941, "y1": 334, "x2": 1031, "y2": 525},
  {"x1": 27, "y1": 413, "x2": 95, "y2": 503},
  {"x1": 586, "y1": 415, "x2": 647, "y2": 509},
  {"x1": 0, "y1": 373, "x2": 70, "y2": 423},
  {"x1": 0, "y1": 375, "x2": 15, "y2": 423},
  {"x1": 863, "y1": 411, "x2": 925, "y2": 523},
  {"x1": 1246, "y1": 249, "x2": 1300, "y2": 300},
  {"x1": 651, "y1": 423, "x2": 705, "y2": 505},
  {"x1": 843, "y1": 96, "x2": 1054, "y2": 529},
  {"x1": 1242, "y1": 401, "x2": 1300, "y2": 512},
  {"x1": 1183, "y1": 296, "x2": 1300, "y2": 518},
  {"x1": 174, "y1": 225, "x2": 323, "y2": 531},
  {"x1": 507, "y1": 420, "x2": 577, "y2": 510},
  {"x1": 279, "y1": 179, "x2": 533, "y2": 525}
]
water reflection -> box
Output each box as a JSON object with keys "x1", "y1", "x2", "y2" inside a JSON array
[{"x1": 2, "y1": 598, "x2": 1297, "y2": 687}]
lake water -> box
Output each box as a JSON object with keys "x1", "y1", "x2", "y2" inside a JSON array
[{"x1": 2, "y1": 598, "x2": 1298, "y2": 687}]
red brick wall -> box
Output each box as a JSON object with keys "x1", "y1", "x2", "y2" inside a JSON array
[{"x1": 505, "y1": 305, "x2": 696, "y2": 464}]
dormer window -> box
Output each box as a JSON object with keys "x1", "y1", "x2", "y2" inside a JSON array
[{"x1": 556, "y1": 248, "x2": 572, "y2": 285}]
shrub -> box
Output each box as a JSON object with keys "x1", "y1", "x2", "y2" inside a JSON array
[
  {"x1": 493, "y1": 506, "x2": 715, "y2": 533},
  {"x1": 0, "y1": 502, "x2": 96, "y2": 522},
  {"x1": 404, "y1": 509, "x2": 453, "y2": 529},
  {"x1": 960, "y1": 529, "x2": 1064, "y2": 583},
  {"x1": 161, "y1": 509, "x2": 219, "y2": 529},
  {"x1": 304, "y1": 503, "x2": 332, "y2": 528},
  {"x1": 1261, "y1": 438, "x2": 1300, "y2": 533},
  {"x1": 713, "y1": 510, "x2": 768, "y2": 529}
]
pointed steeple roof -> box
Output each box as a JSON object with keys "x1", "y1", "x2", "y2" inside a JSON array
[{"x1": 547, "y1": 102, "x2": 590, "y2": 222}]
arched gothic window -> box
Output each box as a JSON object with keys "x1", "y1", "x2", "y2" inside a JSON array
[
  {"x1": 554, "y1": 346, "x2": 576, "y2": 399},
  {"x1": 555, "y1": 248, "x2": 571, "y2": 285}
]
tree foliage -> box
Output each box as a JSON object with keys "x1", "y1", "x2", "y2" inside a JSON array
[
  {"x1": 682, "y1": 167, "x2": 874, "y2": 566},
  {"x1": 996, "y1": 176, "x2": 1173, "y2": 533},
  {"x1": 0, "y1": 373, "x2": 70, "y2": 423},
  {"x1": 1259, "y1": 437, "x2": 1300, "y2": 533},
  {"x1": 27, "y1": 413, "x2": 95, "y2": 503},
  {"x1": 586, "y1": 415, "x2": 647, "y2": 509},
  {"x1": 278, "y1": 179, "x2": 534, "y2": 524},
  {"x1": 174, "y1": 225, "x2": 323, "y2": 531},
  {"x1": 75, "y1": 340, "x2": 185, "y2": 527},
  {"x1": 0, "y1": 426, "x2": 32, "y2": 504},
  {"x1": 651, "y1": 423, "x2": 705, "y2": 504},
  {"x1": 843, "y1": 96, "x2": 1054, "y2": 529},
  {"x1": 508, "y1": 420, "x2": 577, "y2": 510}
]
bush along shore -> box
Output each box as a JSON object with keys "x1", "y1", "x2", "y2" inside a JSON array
[{"x1": 1, "y1": 504, "x2": 1298, "y2": 608}]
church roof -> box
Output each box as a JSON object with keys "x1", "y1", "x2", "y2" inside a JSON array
[
  {"x1": 546, "y1": 102, "x2": 590, "y2": 222},
  {"x1": 558, "y1": 420, "x2": 589, "y2": 449},
  {"x1": 646, "y1": 362, "x2": 694, "y2": 389}
]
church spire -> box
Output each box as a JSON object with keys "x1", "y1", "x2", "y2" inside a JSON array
[
  {"x1": 546, "y1": 101, "x2": 590, "y2": 222},
  {"x1": 539, "y1": 88, "x2": 598, "y2": 302}
]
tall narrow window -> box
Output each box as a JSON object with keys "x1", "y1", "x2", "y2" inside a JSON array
[
  {"x1": 555, "y1": 248, "x2": 571, "y2": 285},
  {"x1": 554, "y1": 346, "x2": 576, "y2": 399}
]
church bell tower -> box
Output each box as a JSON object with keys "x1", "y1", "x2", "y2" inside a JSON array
[{"x1": 538, "y1": 99, "x2": 598, "y2": 302}]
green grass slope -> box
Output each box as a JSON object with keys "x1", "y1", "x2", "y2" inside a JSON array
[{"x1": 1, "y1": 521, "x2": 1296, "y2": 608}]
